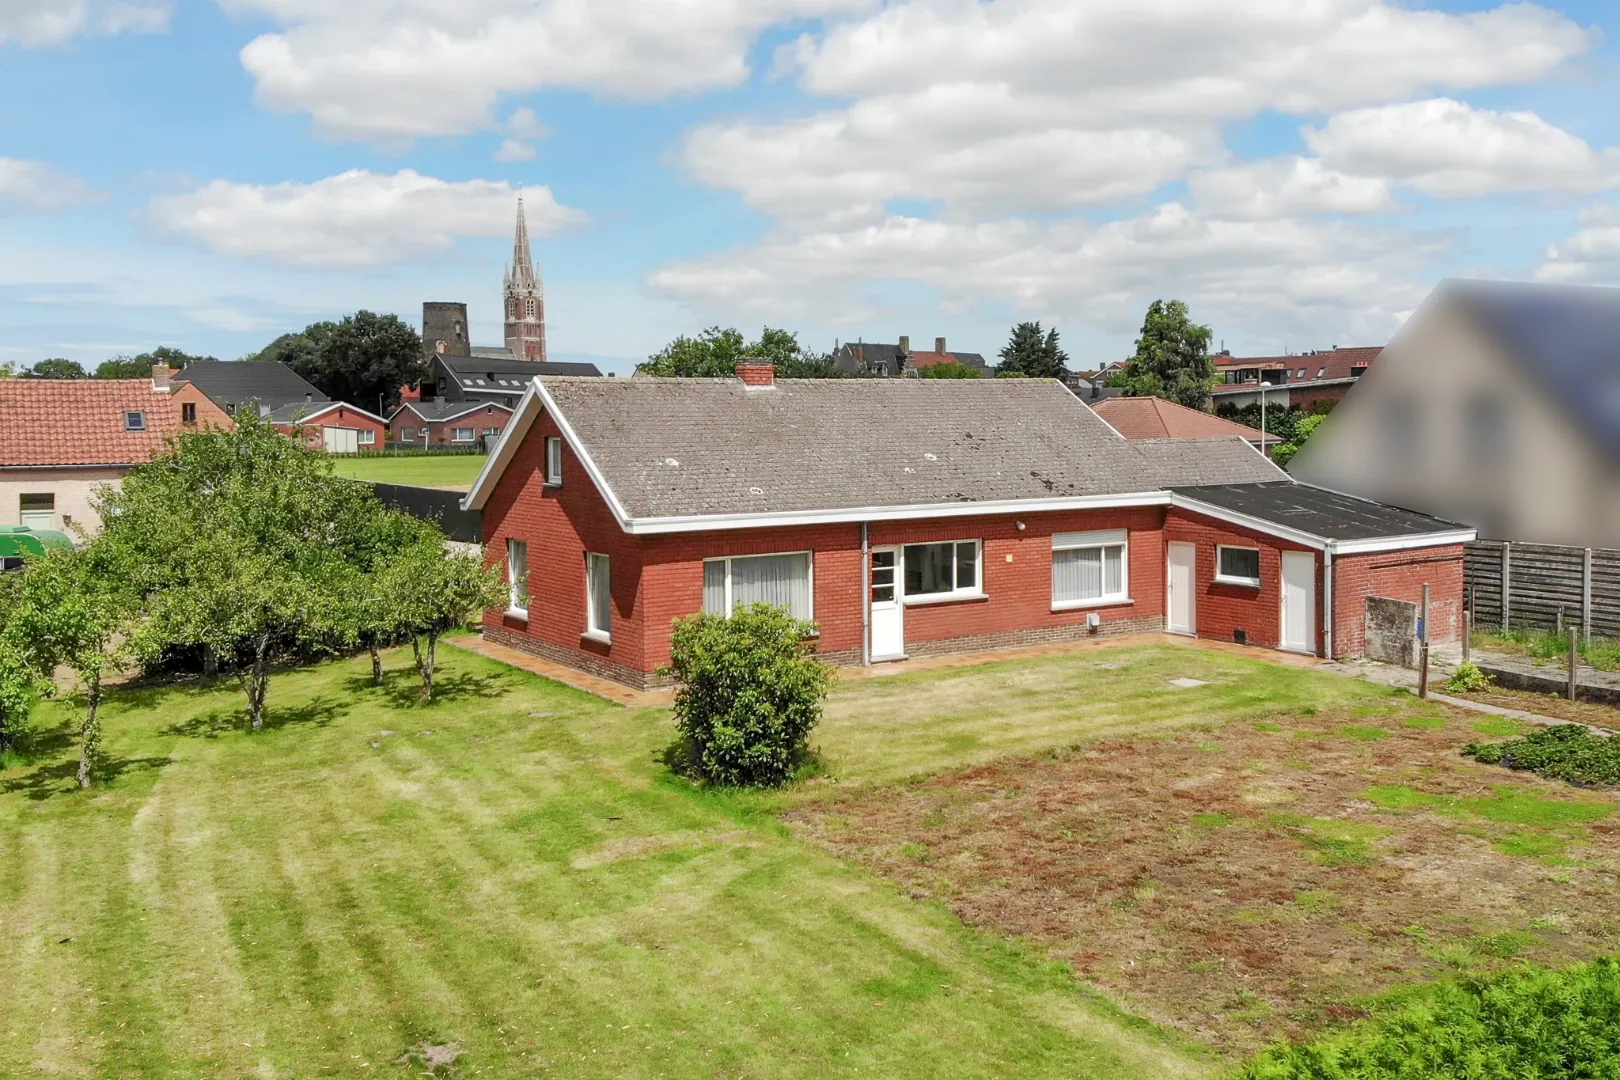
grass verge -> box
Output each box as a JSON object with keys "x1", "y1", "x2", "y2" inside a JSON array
[{"x1": 329, "y1": 453, "x2": 488, "y2": 490}]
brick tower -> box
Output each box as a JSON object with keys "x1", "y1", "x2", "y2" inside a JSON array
[{"x1": 502, "y1": 195, "x2": 547, "y2": 362}]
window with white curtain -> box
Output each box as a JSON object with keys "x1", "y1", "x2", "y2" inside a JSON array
[
  {"x1": 902, "y1": 541, "x2": 980, "y2": 600},
  {"x1": 1052, "y1": 530, "x2": 1129, "y2": 607},
  {"x1": 507, "y1": 540, "x2": 529, "y2": 614},
  {"x1": 703, "y1": 552, "x2": 813, "y2": 619},
  {"x1": 545, "y1": 437, "x2": 563, "y2": 485},
  {"x1": 586, "y1": 553, "x2": 611, "y2": 639}
]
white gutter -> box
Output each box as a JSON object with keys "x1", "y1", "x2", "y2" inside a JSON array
[{"x1": 623, "y1": 491, "x2": 1172, "y2": 535}]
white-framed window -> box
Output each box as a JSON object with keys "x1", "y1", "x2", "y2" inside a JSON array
[
  {"x1": 358, "y1": 429, "x2": 375, "y2": 445},
  {"x1": 181, "y1": 402, "x2": 197, "y2": 424},
  {"x1": 483, "y1": 427, "x2": 501, "y2": 438},
  {"x1": 124, "y1": 410, "x2": 146, "y2": 431},
  {"x1": 451, "y1": 427, "x2": 475, "y2": 443},
  {"x1": 585, "y1": 553, "x2": 611, "y2": 641},
  {"x1": 703, "y1": 552, "x2": 813, "y2": 620},
  {"x1": 902, "y1": 540, "x2": 981, "y2": 602},
  {"x1": 1215, "y1": 545, "x2": 1262, "y2": 587},
  {"x1": 20, "y1": 493, "x2": 54, "y2": 531},
  {"x1": 506, "y1": 539, "x2": 529, "y2": 615},
  {"x1": 1316, "y1": 366, "x2": 1326, "y2": 378},
  {"x1": 400, "y1": 428, "x2": 415, "y2": 443},
  {"x1": 1052, "y1": 529, "x2": 1130, "y2": 608},
  {"x1": 545, "y1": 436, "x2": 563, "y2": 486}
]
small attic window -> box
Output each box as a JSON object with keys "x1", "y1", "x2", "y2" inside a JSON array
[
  {"x1": 1317, "y1": 367, "x2": 1326, "y2": 378},
  {"x1": 1350, "y1": 365, "x2": 1368, "y2": 378},
  {"x1": 124, "y1": 410, "x2": 146, "y2": 431}
]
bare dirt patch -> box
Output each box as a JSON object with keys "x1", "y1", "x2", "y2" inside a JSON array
[
  {"x1": 1454, "y1": 686, "x2": 1620, "y2": 730},
  {"x1": 789, "y1": 705, "x2": 1620, "y2": 1053}
]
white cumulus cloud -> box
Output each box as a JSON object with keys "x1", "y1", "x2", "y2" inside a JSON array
[
  {"x1": 1188, "y1": 157, "x2": 1398, "y2": 220},
  {"x1": 1307, "y1": 98, "x2": 1620, "y2": 197},
  {"x1": 0, "y1": 158, "x2": 105, "y2": 212},
  {"x1": 223, "y1": 0, "x2": 875, "y2": 141},
  {"x1": 145, "y1": 169, "x2": 585, "y2": 267},
  {"x1": 1536, "y1": 204, "x2": 1620, "y2": 283},
  {"x1": 0, "y1": 0, "x2": 170, "y2": 45}
]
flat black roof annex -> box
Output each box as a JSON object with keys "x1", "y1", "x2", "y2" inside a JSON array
[{"x1": 1173, "y1": 482, "x2": 1470, "y2": 541}]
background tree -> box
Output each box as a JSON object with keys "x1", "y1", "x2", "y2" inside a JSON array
[
  {"x1": 380, "y1": 538, "x2": 504, "y2": 700},
  {"x1": 96, "y1": 412, "x2": 372, "y2": 730},
  {"x1": 337, "y1": 509, "x2": 438, "y2": 686},
  {"x1": 1271, "y1": 413, "x2": 1328, "y2": 468},
  {"x1": 31, "y1": 358, "x2": 87, "y2": 379},
  {"x1": 0, "y1": 579, "x2": 38, "y2": 752},
  {"x1": 640, "y1": 326, "x2": 837, "y2": 378},
  {"x1": 996, "y1": 322, "x2": 1069, "y2": 378},
  {"x1": 8, "y1": 546, "x2": 137, "y2": 787},
  {"x1": 97, "y1": 347, "x2": 217, "y2": 379},
  {"x1": 663, "y1": 604, "x2": 833, "y2": 788},
  {"x1": 257, "y1": 313, "x2": 422, "y2": 411},
  {"x1": 918, "y1": 361, "x2": 982, "y2": 379},
  {"x1": 1118, "y1": 300, "x2": 1217, "y2": 409}
]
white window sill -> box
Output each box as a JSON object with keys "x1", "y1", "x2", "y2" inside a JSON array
[
  {"x1": 903, "y1": 591, "x2": 988, "y2": 607},
  {"x1": 1214, "y1": 576, "x2": 1262, "y2": 588},
  {"x1": 1052, "y1": 597, "x2": 1133, "y2": 612},
  {"x1": 505, "y1": 607, "x2": 529, "y2": 621},
  {"x1": 543, "y1": 479, "x2": 561, "y2": 488},
  {"x1": 581, "y1": 629, "x2": 612, "y2": 645}
]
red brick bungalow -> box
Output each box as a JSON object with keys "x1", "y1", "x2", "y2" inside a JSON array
[
  {"x1": 463, "y1": 365, "x2": 1474, "y2": 689},
  {"x1": 267, "y1": 400, "x2": 388, "y2": 453},
  {"x1": 388, "y1": 400, "x2": 513, "y2": 447}
]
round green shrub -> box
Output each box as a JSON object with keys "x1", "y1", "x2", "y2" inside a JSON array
[
  {"x1": 1442, "y1": 662, "x2": 1495, "y2": 694},
  {"x1": 664, "y1": 604, "x2": 833, "y2": 788}
]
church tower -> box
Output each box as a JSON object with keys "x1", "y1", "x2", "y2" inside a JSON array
[{"x1": 503, "y1": 195, "x2": 547, "y2": 362}]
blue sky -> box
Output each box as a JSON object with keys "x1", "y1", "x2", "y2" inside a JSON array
[{"x1": 4, "y1": 0, "x2": 1620, "y2": 375}]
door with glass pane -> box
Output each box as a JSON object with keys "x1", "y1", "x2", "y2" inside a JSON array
[{"x1": 870, "y1": 547, "x2": 904, "y2": 660}]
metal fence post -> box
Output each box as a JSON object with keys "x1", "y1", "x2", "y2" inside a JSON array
[
  {"x1": 1463, "y1": 609, "x2": 1472, "y2": 664},
  {"x1": 1501, "y1": 541, "x2": 1512, "y2": 630},
  {"x1": 1568, "y1": 627, "x2": 1580, "y2": 702}
]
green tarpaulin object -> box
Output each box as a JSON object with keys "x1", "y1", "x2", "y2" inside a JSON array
[{"x1": 0, "y1": 526, "x2": 72, "y2": 560}]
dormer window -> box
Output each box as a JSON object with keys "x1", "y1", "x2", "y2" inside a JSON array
[
  {"x1": 1350, "y1": 365, "x2": 1368, "y2": 378},
  {"x1": 124, "y1": 410, "x2": 146, "y2": 431}
]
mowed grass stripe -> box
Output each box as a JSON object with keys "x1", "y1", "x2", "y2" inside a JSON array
[{"x1": 0, "y1": 643, "x2": 1403, "y2": 1077}]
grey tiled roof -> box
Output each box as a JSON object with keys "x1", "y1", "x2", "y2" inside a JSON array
[
  {"x1": 174, "y1": 359, "x2": 326, "y2": 411},
  {"x1": 540, "y1": 376, "x2": 1288, "y2": 519},
  {"x1": 396, "y1": 400, "x2": 511, "y2": 422}
]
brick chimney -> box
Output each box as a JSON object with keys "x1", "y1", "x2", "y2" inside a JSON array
[
  {"x1": 151, "y1": 364, "x2": 173, "y2": 393},
  {"x1": 736, "y1": 360, "x2": 775, "y2": 387},
  {"x1": 400, "y1": 383, "x2": 422, "y2": 403},
  {"x1": 897, "y1": 335, "x2": 910, "y2": 354},
  {"x1": 936, "y1": 336, "x2": 947, "y2": 353}
]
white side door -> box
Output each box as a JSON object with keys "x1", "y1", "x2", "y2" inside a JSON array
[
  {"x1": 323, "y1": 427, "x2": 359, "y2": 454},
  {"x1": 869, "y1": 547, "x2": 904, "y2": 660},
  {"x1": 1280, "y1": 551, "x2": 1317, "y2": 654},
  {"x1": 1166, "y1": 542, "x2": 1196, "y2": 635}
]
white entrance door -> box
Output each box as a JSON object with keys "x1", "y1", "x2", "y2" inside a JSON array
[
  {"x1": 1280, "y1": 551, "x2": 1317, "y2": 654},
  {"x1": 1166, "y1": 542, "x2": 1196, "y2": 635},
  {"x1": 870, "y1": 547, "x2": 904, "y2": 660}
]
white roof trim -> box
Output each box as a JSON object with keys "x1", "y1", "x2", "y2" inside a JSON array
[
  {"x1": 280, "y1": 401, "x2": 387, "y2": 425},
  {"x1": 1169, "y1": 494, "x2": 1329, "y2": 549},
  {"x1": 1331, "y1": 530, "x2": 1477, "y2": 555},
  {"x1": 392, "y1": 400, "x2": 512, "y2": 424},
  {"x1": 624, "y1": 493, "x2": 1171, "y2": 535},
  {"x1": 1170, "y1": 494, "x2": 1477, "y2": 553}
]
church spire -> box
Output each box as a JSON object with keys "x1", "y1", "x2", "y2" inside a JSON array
[{"x1": 503, "y1": 192, "x2": 547, "y2": 362}]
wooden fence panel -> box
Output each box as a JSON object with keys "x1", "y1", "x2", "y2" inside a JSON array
[{"x1": 1465, "y1": 540, "x2": 1620, "y2": 638}]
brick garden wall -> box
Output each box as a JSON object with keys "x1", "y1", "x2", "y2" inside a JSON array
[{"x1": 1332, "y1": 544, "x2": 1465, "y2": 659}]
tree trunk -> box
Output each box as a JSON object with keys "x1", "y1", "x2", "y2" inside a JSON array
[
  {"x1": 202, "y1": 643, "x2": 218, "y2": 685},
  {"x1": 78, "y1": 678, "x2": 102, "y2": 790},
  {"x1": 419, "y1": 633, "x2": 437, "y2": 701},
  {"x1": 369, "y1": 644, "x2": 383, "y2": 686},
  {"x1": 248, "y1": 635, "x2": 270, "y2": 732}
]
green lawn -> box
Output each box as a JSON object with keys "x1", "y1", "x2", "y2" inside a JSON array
[
  {"x1": 0, "y1": 644, "x2": 1399, "y2": 1078},
  {"x1": 329, "y1": 454, "x2": 488, "y2": 490}
]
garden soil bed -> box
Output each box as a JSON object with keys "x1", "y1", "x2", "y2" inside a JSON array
[
  {"x1": 1454, "y1": 685, "x2": 1620, "y2": 730},
  {"x1": 788, "y1": 703, "x2": 1620, "y2": 1053}
]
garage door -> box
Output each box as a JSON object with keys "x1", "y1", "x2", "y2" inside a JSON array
[{"x1": 323, "y1": 427, "x2": 360, "y2": 454}]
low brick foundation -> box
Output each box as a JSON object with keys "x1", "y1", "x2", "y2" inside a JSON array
[{"x1": 489, "y1": 614, "x2": 1167, "y2": 691}]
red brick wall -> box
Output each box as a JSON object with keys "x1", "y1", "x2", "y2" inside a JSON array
[
  {"x1": 481, "y1": 411, "x2": 646, "y2": 680},
  {"x1": 279, "y1": 406, "x2": 388, "y2": 447},
  {"x1": 1331, "y1": 544, "x2": 1465, "y2": 659},
  {"x1": 1164, "y1": 509, "x2": 1320, "y2": 653},
  {"x1": 389, "y1": 403, "x2": 510, "y2": 445}
]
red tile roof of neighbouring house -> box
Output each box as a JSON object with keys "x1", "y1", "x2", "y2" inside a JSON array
[
  {"x1": 0, "y1": 378, "x2": 182, "y2": 467},
  {"x1": 1214, "y1": 345, "x2": 1382, "y2": 382},
  {"x1": 1092, "y1": 396, "x2": 1280, "y2": 445}
]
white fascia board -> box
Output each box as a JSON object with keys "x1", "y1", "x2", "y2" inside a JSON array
[
  {"x1": 623, "y1": 492, "x2": 1173, "y2": 535},
  {"x1": 299, "y1": 401, "x2": 387, "y2": 425},
  {"x1": 461, "y1": 379, "x2": 636, "y2": 531},
  {"x1": 1330, "y1": 529, "x2": 1477, "y2": 555},
  {"x1": 1168, "y1": 494, "x2": 1328, "y2": 550},
  {"x1": 462, "y1": 380, "x2": 542, "y2": 511}
]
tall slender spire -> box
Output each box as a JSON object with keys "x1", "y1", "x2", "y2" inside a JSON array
[
  {"x1": 511, "y1": 194, "x2": 536, "y2": 290},
  {"x1": 503, "y1": 192, "x2": 547, "y2": 362}
]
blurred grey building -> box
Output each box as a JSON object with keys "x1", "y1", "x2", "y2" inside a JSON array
[{"x1": 1289, "y1": 279, "x2": 1620, "y2": 548}]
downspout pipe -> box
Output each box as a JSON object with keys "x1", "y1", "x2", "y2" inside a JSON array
[
  {"x1": 861, "y1": 522, "x2": 871, "y2": 667},
  {"x1": 1322, "y1": 543, "x2": 1335, "y2": 660}
]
